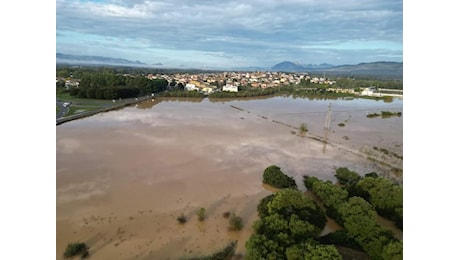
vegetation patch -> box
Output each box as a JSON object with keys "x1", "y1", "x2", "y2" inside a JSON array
[
  {"x1": 186, "y1": 241, "x2": 238, "y2": 260},
  {"x1": 177, "y1": 214, "x2": 187, "y2": 224},
  {"x1": 228, "y1": 214, "x2": 243, "y2": 231},
  {"x1": 262, "y1": 165, "x2": 297, "y2": 189},
  {"x1": 64, "y1": 242, "x2": 89, "y2": 259},
  {"x1": 298, "y1": 123, "x2": 308, "y2": 137},
  {"x1": 367, "y1": 111, "x2": 402, "y2": 118},
  {"x1": 245, "y1": 189, "x2": 330, "y2": 259},
  {"x1": 303, "y1": 166, "x2": 403, "y2": 258},
  {"x1": 196, "y1": 208, "x2": 206, "y2": 221},
  {"x1": 338, "y1": 123, "x2": 345, "y2": 127}
]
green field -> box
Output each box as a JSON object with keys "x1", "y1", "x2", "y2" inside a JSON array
[
  {"x1": 57, "y1": 93, "x2": 115, "y2": 117},
  {"x1": 56, "y1": 93, "x2": 114, "y2": 106}
]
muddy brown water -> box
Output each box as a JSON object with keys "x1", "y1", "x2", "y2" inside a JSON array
[{"x1": 56, "y1": 96, "x2": 402, "y2": 259}]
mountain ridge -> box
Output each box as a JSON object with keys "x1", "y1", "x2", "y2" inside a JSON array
[
  {"x1": 56, "y1": 53, "x2": 402, "y2": 79},
  {"x1": 56, "y1": 53, "x2": 148, "y2": 66}
]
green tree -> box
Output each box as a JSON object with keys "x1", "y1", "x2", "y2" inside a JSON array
[
  {"x1": 268, "y1": 189, "x2": 326, "y2": 232},
  {"x1": 357, "y1": 176, "x2": 403, "y2": 229},
  {"x1": 257, "y1": 194, "x2": 275, "y2": 218},
  {"x1": 334, "y1": 167, "x2": 362, "y2": 186},
  {"x1": 263, "y1": 165, "x2": 297, "y2": 189},
  {"x1": 286, "y1": 243, "x2": 342, "y2": 260},
  {"x1": 382, "y1": 240, "x2": 403, "y2": 260}
]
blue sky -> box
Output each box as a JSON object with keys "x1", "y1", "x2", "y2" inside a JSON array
[{"x1": 56, "y1": 0, "x2": 403, "y2": 68}]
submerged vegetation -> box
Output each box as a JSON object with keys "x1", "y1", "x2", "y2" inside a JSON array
[
  {"x1": 64, "y1": 242, "x2": 89, "y2": 259},
  {"x1": 298, "y1": 123, "x2": 308, "y2": 137},
  {"x1": 186, "y1": 241, "x2": 238, "y2": 260},
  {"x1": 262, "y1": 165, "x2": 297, "y2": 189},
  {"x1": 245, "y1": 165, "x2": 402, "y2": 260},
  {"x1": 367, "y1": 111, "x2": 402, "y2": 118}
]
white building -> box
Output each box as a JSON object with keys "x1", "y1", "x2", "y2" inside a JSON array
[
  {"x1": 361, "y1": 86, "x2": 378, "y2": 96},
  {"x1": 223, "y1": 84, "x2": 238, "y2": 92},
  {"x1": 185, "y1": 83, "x2": 198, "y2": 91}
]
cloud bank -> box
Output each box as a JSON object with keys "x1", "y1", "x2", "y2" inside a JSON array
[{"x1": 56, "y1": 0, "x2": 402, "y2": 68}]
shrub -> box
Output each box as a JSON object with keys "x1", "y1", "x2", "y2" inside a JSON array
[
  {"x1": 299, "y1": 123, "x2": 308, "y2": 137},
  {"x1": 197, "y1": 208, "x2": 206, "y2": 221},
  {"x1": 64, "y1": 242, "x2": 89, "y2": 259},
  {"x1": 263, "y1": 165, "x2": 297, "y2": 189},
  {"x1": 177, "y1": 214, "x2": 187, "y2": 224},
  {"x1": 335, "y1": 167, "x2": 362, "y2": 186},
  {"x1": 228, "y1": 214, "x2": 243, "y2": 231}
]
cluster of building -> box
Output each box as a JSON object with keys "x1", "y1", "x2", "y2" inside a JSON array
[{"x1": 146, "y1": 71, "x2": 336, "y2": 94}]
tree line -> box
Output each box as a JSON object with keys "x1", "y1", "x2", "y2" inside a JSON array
[
  {"x1": 65, "y1": 71, "x2": 168, "y2": 99},
  {"x1": 245, "y1": 165, "x2": 403, "y2": 260}
]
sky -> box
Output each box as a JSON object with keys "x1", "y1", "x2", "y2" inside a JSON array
[{"x1": 56, "y1": 0, "x2": 403, "y2": 69}]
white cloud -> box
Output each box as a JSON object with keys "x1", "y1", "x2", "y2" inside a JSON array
[{"x1": 56, "y1": 0, "x2": 403, "y2": 67}]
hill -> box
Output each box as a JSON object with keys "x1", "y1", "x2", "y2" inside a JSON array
[
  {"x1": 324, "y1": 61, "x2": 403, "y2": 79},
  {"x1": 270, "y1": 61, "x2": 403, "y2": 79},
  {"x1": 56, "y1": 53, "x2": 148, "y2": 66},
  {"x1": 270, "y1": 61, "x2": 335, "y2": 72}
]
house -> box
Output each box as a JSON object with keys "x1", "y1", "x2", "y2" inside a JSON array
[
  {"x1": 65, "y1": 80, "x2": 79, "y2": 90},
  {"x1": 185, "y1": 83, "x2": 198, "y2": 91},
  {"x1": 361, "y1": 86, "x2": 378, "y2": 96},
  {"x1": 223, "y1": 84, "x2": 238, "y2": 92}
]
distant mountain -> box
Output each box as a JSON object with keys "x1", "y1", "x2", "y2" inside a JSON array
[
  {"x1": 270, "y1": 61, "x2": 402, "y2": 79},
  {"x1": 231, "y1": 66, "x2": 270, "y2": 71},
  {"x1": 324, "y1": 62, "x2": 403, "y2": 78},
  {"x1": 271, "y1": 61, "x2": 306, "y2": 72},
  {"x1": 56, "y1": 53, "x2": 147, "y2": 66},
  {"x1": 270, "y1": 61, "x2": 335, "y2": 72}
]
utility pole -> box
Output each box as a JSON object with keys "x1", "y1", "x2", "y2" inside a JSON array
[{"x1": 323, "y1": 103, "x2": 332, "y2": 153}]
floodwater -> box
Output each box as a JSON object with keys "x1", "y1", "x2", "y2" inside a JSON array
[{"x1": 56, "y1": 96, "x2": 403, "y2": 259}]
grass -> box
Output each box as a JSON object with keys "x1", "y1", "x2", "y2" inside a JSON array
[
  {"x1": 57, "y1": 92, "x2": 125, "y2": 117},
  {"x1": 56, "y1": 92, "x2": 113, "y2": 106},
  {"x1": 65, "y1": 105, "x2": 102, "y2": 117}
]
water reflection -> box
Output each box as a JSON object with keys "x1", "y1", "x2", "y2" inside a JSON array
[{"x1": 57, "y1": 95, "x2": 402, "y2": 258}]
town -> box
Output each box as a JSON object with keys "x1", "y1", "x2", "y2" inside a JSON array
[{"x1": 57, "y1": 69, "x2": 402, "y2": 98}]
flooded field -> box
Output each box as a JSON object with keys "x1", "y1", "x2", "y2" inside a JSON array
[{"x1": 56, "y1": 96, "x2": 403, "y2": 259}]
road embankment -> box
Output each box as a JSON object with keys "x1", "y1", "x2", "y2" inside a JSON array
[{"x1": 56, "y1": 96, "x2": 152, "y2": 125}]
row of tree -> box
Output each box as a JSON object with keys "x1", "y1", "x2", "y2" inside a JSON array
[
  {"x1": 246, "y1": 166, "x2": 343, "y2": 259},
  {"x1": 63, "y1": 71, "x2": 168, "y2": 99},
  {"x1": 303, "y1": 167, "x2": 403, "y2": 259},
  {"x1": 245, "y1": 165, "x2": 403, "y2": 260}
]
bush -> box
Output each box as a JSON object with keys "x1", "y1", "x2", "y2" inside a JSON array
[
  {"x1": 263, "y1": 165, "x2": 297, "y2": 189},
  {"x1": 228, "y1": 214, "x2": 243, "y2": 231},
  {"x1": 177, "y1": 214, "x2": 187, "y2": 224},
  {"x1": 335, "y1": 167, "x2": 362, "y2": 186},
  {"x1": 299, "y1": 123, "x2": 308, "y2": 137},
  {"x1": 197, "y1": 208, "x2": 206, "y2": 221},
  {"x1": 64, "y1": 242, "x2": 89, "y2": 259}
]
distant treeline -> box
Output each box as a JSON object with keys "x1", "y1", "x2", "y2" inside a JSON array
[
  {"x1": 299, "y1": 78, "x2": 403, "y2": 90},
  {"x1": 62, "y1": 71, "x2": 168, "y2": 99}
]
